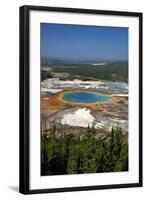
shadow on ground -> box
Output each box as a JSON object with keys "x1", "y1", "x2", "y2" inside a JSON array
[{"x1": 8, "y1": 186, "x2": 19, "y2": 193}]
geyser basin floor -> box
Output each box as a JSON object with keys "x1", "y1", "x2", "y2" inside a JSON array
[
  {"x1": 41, "y1": 90, "x2": 127, "y2": 114},
  {"x1": 62, "y1": 91, "x2": 113, "y2": 104}
]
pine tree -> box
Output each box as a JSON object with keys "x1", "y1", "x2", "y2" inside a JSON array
[
  {"x1": 79, "y1": 126, "x2": 97, "y2": 173},
  {"x1": 114, "y1": 137, "x2": 128, "y2": 171},
  {"x1": 95, "y1": 140, "x2": 105, "y2": 172},
  {"x1": 41, "y1": 134, "x2": 49, "y2": 175},
  {"x1": 67, "y1": 140, "x2": 78, "y2": 174},
  {"x1": 48, "y1": 124, "x2": 57, "y2": 159}
]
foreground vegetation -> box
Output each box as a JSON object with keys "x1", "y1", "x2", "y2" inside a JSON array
[{"x1": 41, "y1": 126, "x2": 128, "y2": 175}]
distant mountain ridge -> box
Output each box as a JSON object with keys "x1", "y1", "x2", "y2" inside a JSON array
[{"x1": 41, "y1": 56, "x2": 128, "y2": 65}]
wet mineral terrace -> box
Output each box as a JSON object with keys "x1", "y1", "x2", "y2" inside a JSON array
[{"x1": 41, "y1": 89, "x2": 128, "y2": 138}]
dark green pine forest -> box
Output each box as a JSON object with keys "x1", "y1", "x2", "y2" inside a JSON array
[{"x1": 41, "y1": 126, "x2": 128, "y2": 175}]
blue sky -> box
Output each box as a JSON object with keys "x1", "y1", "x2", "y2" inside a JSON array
[{"x1": 41, "y1": 23, "x2": 128, "y2": 61}]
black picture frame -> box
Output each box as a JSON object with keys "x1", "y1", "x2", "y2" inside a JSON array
[{"x1": 19, "y1": 5, "x2": 143, "y2": 194}]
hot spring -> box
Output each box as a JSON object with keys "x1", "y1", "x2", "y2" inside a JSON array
[{"x1": 62, "y1": 91, "x2": 112, "y2": 104}]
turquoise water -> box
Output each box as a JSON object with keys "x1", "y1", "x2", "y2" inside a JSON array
[
  {"x1": 63, "y1": 91, "x2": 112, "y2": 104},
  {"x1": 107, "y1": 82, "x2": 128, "y2": 90}
]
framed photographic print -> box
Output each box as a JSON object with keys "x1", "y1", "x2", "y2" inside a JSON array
[{"x1": 19, "y1": 5, "x2": 143, "y2": 194}]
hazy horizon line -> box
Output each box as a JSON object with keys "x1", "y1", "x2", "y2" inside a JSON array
[{"x1": 41, "y1": 56, "x2": 128, "y2": 63}]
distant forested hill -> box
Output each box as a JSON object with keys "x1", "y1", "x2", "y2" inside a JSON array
[{"x1": 48, "y1": 62, "x2": 128, "y2": 82}]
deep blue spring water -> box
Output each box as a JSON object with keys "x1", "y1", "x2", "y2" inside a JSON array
[{"x1": 63, "y1": 91, "x2": 112, "y2": 104}]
